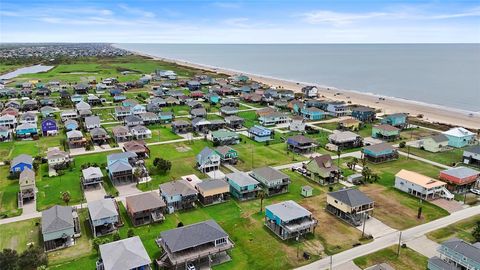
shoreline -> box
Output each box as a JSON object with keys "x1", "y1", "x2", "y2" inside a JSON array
[{"x1": 116, "y1": 46, "x2": 480, "y2": 129}]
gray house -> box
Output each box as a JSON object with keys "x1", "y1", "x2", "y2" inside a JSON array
[
  {"x1": 159, "y1": 180, "x2": 198, "y2": 213},
  {"x1": 88, "y1": 199, "x2": 119, "y2": 238},
  {"x1": 41, "y1": 205, "x2": 80, "y2": 251},
  {"x1": 265, "y1": 200, "x2": 317, "y2": 240},
  {"x1": 428, "y1": 238, "x2": 480, "y2": 270},
  {"x1": 97, "y1": 236, "x2": 151, "y2": 270},
  {"x1": 156, "y1": 219, "x2": 234, "y2": 269},
  {"x1": 250, "y1": 166, "x2": 290, "y2": 196},
  {"x1": 82, "y1": 167, "x2": 104, "y2": 188},
  {"x1": 84, "y1": 116, "x2": 101, "y2": 130}
]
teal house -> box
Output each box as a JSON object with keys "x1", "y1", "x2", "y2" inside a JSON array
[
  {"x1": 16, "y1": 123, "x2": 38, "y2": 138},
  {"x1": 381, "y1": 113, "x2": 408, "y2": 129},
  {"x1": 428, "y1": 238, "x2": 480, "y2": 270},
  {"x1": 372, "y1": 124, "x2": 400, "y2": 141},
  {"x1": 70, "y1": 94, "x2": 83, "y2": 103},
  {"x1": 158, "y1": 111, "x2": 173, "y2": 123},
  {"x1": 225, "y1": 172, "x2": 261, "y2": 201},
  {"x1": 207, "y1": 93, "x2": 220, "y2": 105},
  {"x1": 442, "y1": 127, "x2": 476, "y2": 148},
  {"x1": 301, "y1": 107, "x2": 325, "y2": 120}
]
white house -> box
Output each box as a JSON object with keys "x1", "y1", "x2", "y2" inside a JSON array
[{"x1": 394, "y1": 169, "x2": 453, "y2": 200}]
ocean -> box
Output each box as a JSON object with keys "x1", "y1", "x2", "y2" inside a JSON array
[{"x1": 115, "y1": 44, "x2": 480, "y2": 112}]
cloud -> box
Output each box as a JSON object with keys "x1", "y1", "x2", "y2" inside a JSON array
[
  {"x1": 212, "y1": 2, "x2": 241, "y2": 9},
  {"x1": 0, "y1": 10, "x2": 20, "y2": 17},
  {"x1": 118, "y1": 4, "x2": 155, "y2": 18},
  {"x1": 223, "y1": 17, "x2": 250, "y2": 27},
  {"x1": 301, "y1": 10, "x2": 387, "y2": 25}
]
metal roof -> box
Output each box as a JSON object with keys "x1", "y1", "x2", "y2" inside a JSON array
[{"x1": 266, "y1": 200, "x2": 311, "y2": 222}]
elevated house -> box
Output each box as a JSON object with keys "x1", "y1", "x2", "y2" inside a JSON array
[
  {"x1": 171, "y1": 120, "x2": 192, "y2": 134},
  {"x1": 123, "y1": 140, "x2": 150, "y2": 158},
  {"x1": 130, "y1": 125, "x2": 152, "y2": 140},
  {"x1": 111, "y1": 125, "x2": 132, "y2": 143},
  {"x1": 158, "y1": 111, "x2": 174, "y2": 123},
  {"x1": 381, "y1": 113, "x2": 408, "y2": 129},
  {"x1": 64, "y1": 119, "x2": 79, "y2": 131},
  {"x1": 107, "y1": 152, "x2": 136, "y2": 184},
  {"x1": 419, "y1": 134, "x2": 449, "y2": 153},
  {"x1": 131, "y1": 104, "x2": 147, "y2": 115},
  {"x1": 248, "y1": 125, "x2": 272, "y2": 142},
  {"x1": 84, "y1": 116, "x2": 101, "y2": 131},
  {"x1": 220, "y1": 98, "x2": 238, "y2": 107},
  {"x1": 97, "y1": 236, "x2": 151, "y2": 270},
  {"x1": 438, "y1": 167, "x2": 480, "y2": 193},
  {"x1": 0, "y1": 126, "x2": 11, "y2": 141},
  {"x1": 265, "y1": 200, "x2": 317, "y2": 240},
  {"x1": 326, "y1": 188, "x2": 374, "y2": 226},
  {"x1": 463, "y1": 145, "x2": 480, "y2": 167},
  {"x1": 187, "y1": 100, "x2": 203, "y2": 110},
  {"x1": 442, "y1": 127, "x2": 476, "y2": 148},
  {"x1": 18, "y1": 168, "x2": 35, "y2": 206},
  {"x1": 19, "y1": 112, "x2": 37, "y2": 125},
  {"x1": 300, "y1": 106, "x2": 325, "y2": 121},
  {"x1": 394, "y1": 169, "x2": 453, "y2": 200},
  {"x1": 302, "y1": 86, "x2": 318, "y2": 98},
  {"x1": 126, "y1": 192, "x2": 166, "y2": 226},
  {"x1": 10, "y1": 154, "x2": 33, "y2": 177},
  {"x1": 22, "y1": 99, "x2": 38, "y2": 111},
  {"x1": 362, "y1": 143, "x2": 398, "y2": 163},
  {"x1": 220, "y1": 106, "x2": 238, "y2": 116},
  {"x1": 225, "y1": 172, "x2": 261, "y2": 201},
  {"x1": 328, "y1": 131, "x2": 363, "y2": 150},
  {"x1": 139, "y1": 112, "x2": 159, "y2": 124},
  {"x1": 351, "y1": 106, "x2": 376, "y2": 123},
  {"x1": 209, "y1": 119, "x2": 226, "y2": 131},
  {"x1": 287, "y1": 135, "x2": 317, "y2": 154},
  {"x1": 211, "y1": 129, "x2": 240, "y2": 146},
  {"x1": 159, "y1": 180, "x2": 198, "y2": 213},
  {"x1": 114, "y1": 106, "x2": 131, "y2": 120},
  {"x1": 81, "y1": 167, "x2": 104, "y2": 189},
  {"x1": 74, "y1": 84, "x2": 89, "y2": 94},
  {"x1": 88, "y1": 198, "x2": 119, "y2": 237},
  {"x1": 196, "y1": 179, "x2": 230, "y2": 206},
  {"x1": 124, "y1": 115, "x2": 143, "y2": 127},
  {"x1": 192, "y1": 118, "x2": 211, "y2": 133},
  {"x1": 15, "y1": 123, "x2": 38, "y2": 139},
  {"x1": 428, "y1": 238, "x2": 480, "y2": 270},
  {"x1": 196, "y1": 147, "x2": 221, "y2": 173},
  {"x1": 47, "y1": 148, "x2": 71, "y2": 170},
  {"x1": 258, "y1": 111, "x2": 290, "y2": 126},
  {"x1": 40, "y1": 106, "x2": 56, "y2": 118},
  {"x1": 0, "y1": 113, "x2": 16, "y2": 128},
  {"x1": 75, "y1": 101, "x2": 91, "y2": 112},
  {"x1": 155, "y1": 220, "x2": 234, "y2": 269},
  {"x1": 41, "y1": 205, "x2": 80, "y2": 251},
  {"x1": 250, "y1": 166, "x2": 290, "y2": 196},
  {"x1": 90, "y1": 127, "x2": 109, "y2": 145},
  {"x1": 326, "y1": 101, "x2": 348, "y2": 117},
  {"x1": 372, "y1": 124, "x2": 400, "y2": 141},
  {"x1": 66, "y1": 130, "x2": 86, "y2": 149},
  {"x1": 60, "y1": 110, "x2": 78, "y2": 122},
  {"x1": 87, "y1": 94, "x2": 101, "y2": 106},
  {"x1": 41, "y1": 118, "x2": 58, "y2": 136},
  {"x1": 71, "y1": 94, "x2": 84, "y2": 103},
  {"x1": 214, "y1": 146, "x2": 238, "y2": 164},
  {"x1": 304, "y1": 155, "x2": 340, "y2": 185},
  {"x1": 289, "y1": 116, "x2": 306, "y2": 131},
  {"x1": 190, "y1": 107, "x2": 207, "y2": 118}
]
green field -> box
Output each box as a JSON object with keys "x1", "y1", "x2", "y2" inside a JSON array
[
  {"x1": 427, "y1": 215, "x2": 480, "y2": 243},
  {"x1": 407, "y1": 147, "x2": 464, "y2": 166},
  {"x1": 354, "y1": 245, "x2": 428, "y2": 270}
]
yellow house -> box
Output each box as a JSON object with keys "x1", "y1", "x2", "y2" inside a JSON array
[
  {"x1": 195, "y1": 179, "x2": 230, "y2": 206},
  {"x1": 338, "y1": 118, "x2": 361, "y2": 131}
]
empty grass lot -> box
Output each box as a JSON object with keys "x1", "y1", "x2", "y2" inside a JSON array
[
  {"x1": 427, "y1": 215, "x2": 480, "y2": 243},
  {"x1": 406, "y1": 147, "x2": 464, "y2": 167},
  {"x1": 353, "y1": 245, "x2": 428, "y2": 270},
  {"x1": 0, "y1": 217, "x2": 41, "y2": 253},
  {"x1": 0, "y1": 166, "x2": 22, "y2": 217}
]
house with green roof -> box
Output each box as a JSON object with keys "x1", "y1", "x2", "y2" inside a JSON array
[{"x1": 211, "y1": 129, "x2": 240, "y2": 146}]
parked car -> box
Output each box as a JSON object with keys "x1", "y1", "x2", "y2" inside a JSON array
[
  {"x1": 470, "y1": 188, "x2": 480, "y2": 195},
  {"x1": 187, "y1": 263, "x2": 196, "y2": 270}
]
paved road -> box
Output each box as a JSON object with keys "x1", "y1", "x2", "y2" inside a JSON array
[{"x1": 296, "y1": 205, "x2": 480, "y2": 270}]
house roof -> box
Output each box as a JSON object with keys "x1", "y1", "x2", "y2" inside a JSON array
[
  {"x1": 125, "y1": 115, "x2": 142, "y2": 123},
  {"x1": 109, "y1": 160, "x2": 133, "y2": 173},
  {"x1": 443, "y1": 127, "x2": 475, "y2": 137},
  {"x1": 19, "y1": 167, "x2": 35, "y2": 186},
  {"x1": 88, "y1": 199, "x2": 118, "y2": 221},
  {"x1": 225, "y1": 172, "x2": 259, "y2": 187},
  {"x1": 47, "y1": 148, "x2": 68, "y2": 160},
  {"x1": 351, "y1": 106, "x2": 375, "y2": 112},
  {"x1": 266, "y1": 200, "x2": 311, "y2": 222},
  {"x1": 363, "y1": 142, "x2": 395, "y2": 153},
  {"x1": 428, "y1": 134, "x2": 449, "y2": 143},
  {"x1": 99, "y1": 236, "x2": 151, "y2": 270},
  {"x1": 396, "y1": 169, "x2": 446, "y2": 188},
  {"x1": 159, "y1": 179, "x2": 197, "y2": 197},
  {"x1": 224, "y1": 115, "x2": 244, "y2": 122},
  {"x1": 309, "y1": 155, "x2": 338, "y2": 171},
  {"x1": 41, "y1": 205, "x2": 74, "y2": 234},
  {"x1": 211, "y1": 129, "x2": 238, "y2": 139},
  {"x1": 160, "y1": 219, "x2": 228, "y2": 253},
  {"x1": 16, "y1": 123, "x2": 37, "y2": 130},
  {"x1": 84, "y1": 116, "x2": 100, "y2": 127},
  {"x1": 196, "y1": 179, "x2": 229, "y2": 192},
  {"x1": 82, "y1": 167, "x2": 103, "y2": 179},
  {"x1": 465, "y1": 145, "x2": 480, "y2": 155},
  {"x1": 215, "y1": 145, "x2": 235, "y2": 156},
  {"x1": 90, "y1": 127, "x2": 107, "y2": 136},
  {"x1": 11, "y1": 154, "x2": 33, "y2": 167},
  {"x1": 364, "y1": 263, "x2": 396, "y2": 270},
  {"x1": 249, "y1": 125, "x2": 271, "y2": 135},
  {"x1": 112, "y1": 125, "x2": 130, "y2": 135},
  {"x1": 191, "y1": 117, "x2": 209, "y2": 126},
  {"x1": 328, "y1": 188, "x2": 373, "y2": 207},
  {"x1": 374, "y1": 124, "x2": 400, "y2": 132},
  {"x1": 288, "y1": 135, "x2": 315, "y2": 144},
  {"x1": 172, "y1": 120, "x2": 190, "y2": 126},
  {"x1": 442, "y1": 238, "x2": 480, "y2": 263},
  {"x1": 66, "y1": 130, "x2": 83, "y2": 138},
  {"x1": 427, "y1": 257, "x2": 456, "y2": 270},
  {"x1": 126, "y1": 192, "x2": 165, "y2": 213},
  {"x1": 197, "y1": 147, "x2": 219, "y2": 164},
  {"x1": 130, "y1": 125, "x2": 150, "y2": 133},
  {"x1": 440, "y1": 166, "x2": 480, "y2": 179},
  {"x1": 123, "y1": 140, "x2": 147, "y2": 153},
  {"x1": 251, "y1": 166, "x2": 288, "y2": 183},
  {"x1": 191, "y1": 108, "x2": 207, "y2": 115},
  {"x1": 329, "y1": 131, "x2": 360, "y2": 142},
  {"x1": 107, "y1": 152, "x2": 137, "y2": 163}
]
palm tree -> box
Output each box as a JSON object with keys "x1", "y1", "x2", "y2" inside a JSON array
[
  {"x1": 258, "y1": 189, "x2": 266, "y2": 213},
  {"x1": 361, "y1": 167, "x2": 372, "y2": 184},
  {"x1": 352, "y1": 157, "x2": 359, "y2": 170},
  {"x1": 134, "y1": 168, "x2": 142, "y2": 184},
  {"x1": 371, "y1": 173, "x2": 380, "y2": 183},
  {"x1": 62, "y1": 191, "x2": 71, "y2": 205},
  {"x1": 336, "y1": 149, "x2": 342, "y2": 168}
]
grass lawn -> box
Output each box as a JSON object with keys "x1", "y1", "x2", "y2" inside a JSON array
[
  {"x1": 315, "y1": 122, "x2": 338, "y2": 131},
  {"x1": 36, "y1": 150, "x2": 121, "y2": 210},
  {"x1": 359, "y1": 184, "x2": 449, "y2": 230},
  {"x1": 162, "y1": 105, "x2": 190, "y2": 116},
  {"x1": 427, "y1": 215, "x2": 480, "y2": 243},
  {"x1": 400, "y1": 127, "x2": 438, "y2": 141},
  {"x1": 237, "y1": 111, "x2": 259, "y2": 128},
  {"x1": 407, "y1": 147, "x2": 464, "y2": 167},
  {"x1": 143, "y1": 124, "x2": 182, "y2": 143},
  {"x1": 0, "y1": 135, "x2": 66, "y2": 162},
  {"x1": 358, "y1": 123, "x2": 374, "y2": 138},
  {"x1": 363, "y1": 156, "x2": 443, "y2": 187},
  {"x1": 0, "y1": 166, "x2": 22, "y2": 218},
  {"x1": 0, "y1": 217, "x2": 41, "y2": 252},
  {"x1": 353, "y1": 245, "x2": 428, "y2": 270}
]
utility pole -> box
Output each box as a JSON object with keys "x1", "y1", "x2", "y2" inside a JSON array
[
  {"x1": 362, "y1": 213, "x2": 367, "y2": 238},
  {"x1": 329, "y1": 255, "x2": 333, "y2": 270},
  {"x1": 397, "y1": 231, "x2": 402, "y2": 256}
]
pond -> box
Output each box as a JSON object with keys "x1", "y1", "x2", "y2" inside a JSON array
[{"x1": 0, "y1": 65, "x2": 55, "y2": 80}]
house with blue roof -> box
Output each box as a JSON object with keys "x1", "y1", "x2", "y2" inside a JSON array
[
  {"x1": 16, "y1": 123, "x2": 38, "y2": 138},
  {"x1": 362, "y1": 143, "x2": 398, "y2": 163},
  {"x1": 248, "y1": 125, "x2": 272, "y2": 142},
  {"x1": 64, "y1": 120, "x2": 79, "y2": 131},
  {"x1": 130, "y1": 104, "x2": 146, "y2": 115},
  {"x1": 70, "y1": 94, "x2": 83, "y2": 103},
  {"x1": 206, "y1": 93, "x2": 220, "y2": 104},
  {"x1": 41, "y1": 118, "x2": 58, "y2": 136},
  {"x1": 301, "y1": 106, "x2": 325, "y2": 121},
  {"x1": 196, "y1": 147, "x2": 221, "y2": 173},
  {"x1": 107, "y1": 152, "x2": 136, "y2": 184},
  {"x1": 158, "y1": 111, "x2": 174, "y2": 123},
  {"x1": 113, "y1": 95, "x2": 126, "y2": 102},
  {"x1": 10, "y1": 154, "x2": 33, "y2": 176},
  {"x1": 381, "y1": 113, "x2": 408, "y2": 129}
]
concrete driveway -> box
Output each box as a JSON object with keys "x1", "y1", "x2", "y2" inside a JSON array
[
  {"x1": 431, "y1": 199, "x2": 465, "y2": 213},
  {"x1": 407, "y1": 235, "x2": 440, "y2": 258},
  {"x1": 334, "y1": 261, "x2": 361, "y2": 270},
  {"x1": 206, "y1": 170, "x2": 225, "y2": 179},
  {"x1": 84, "y1": 185, "x2": 107, "y2": 202},
  {"x1": 22, "y1": 200, "x2": 37, "y2": 215},
  {"x1": 356, "y1": 217, "x2": 397, "y2": 239},
  {"x1": 116, "y1": 182, "x2": 142, "y2": 197}
]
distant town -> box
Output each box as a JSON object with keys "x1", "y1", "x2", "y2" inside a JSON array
[{"x1": 0, "y1": 49, "x2": 478, "y2": 270}]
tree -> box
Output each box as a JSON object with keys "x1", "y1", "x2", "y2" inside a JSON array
[
  {"x1": 0, "y1": 248, "x2": 19, "y2": 270},
  {"x1": 153, "y1": 157, "x2": 172, "y2": 174},
  {"x1": 127, "y1": 228, "x2": 135, "y2": 238},
  {"x1": 177, "y1": 222, "x2": 184, "y2": 227},
  {"x1": 17, "y1": 246, "x2": 48, "y2": 270},
  {"x1": 134, "y1": 168, "x2": 142, "y2": 184},
  {"x1": 371, "y1": 173, "x2": 380, "y2": 183},
  {"x1": 352, "y1": 157, "x2": 359, "y2": 170},
  {"x1": 473, "y1": 221, "x2": 480, "y2": 242},
  {"x1": 62, "y1": 191, "x2": 71, "y2": 205},
  {"x1": 399, "y1": 141, "x2": 406, "y2": 148},
  {"x1": 112, "y1": 232, "x2": 121, "y2": 241},
  {"x1": 258, "y1": 189, "x2": 266, "y2": 213},
  {"x1": 361, "y1": 167, "x2": 372, "y2": 183},
  {"x1": 93, "y1": 238, "x2": 109, "y2": 253}
]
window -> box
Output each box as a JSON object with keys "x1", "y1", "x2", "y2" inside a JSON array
[{"x1": 215, "y1": 238, "x2": 227, "y2": 246}]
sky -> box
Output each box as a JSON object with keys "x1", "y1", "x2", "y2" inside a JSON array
[{"x1": 1, "y1": 0, "x2": 479, "y2": 43}]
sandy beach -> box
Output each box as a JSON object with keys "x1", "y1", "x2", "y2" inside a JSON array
[{"x1": 133, "y1": 51, "x2": 480, "y2": 130}]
